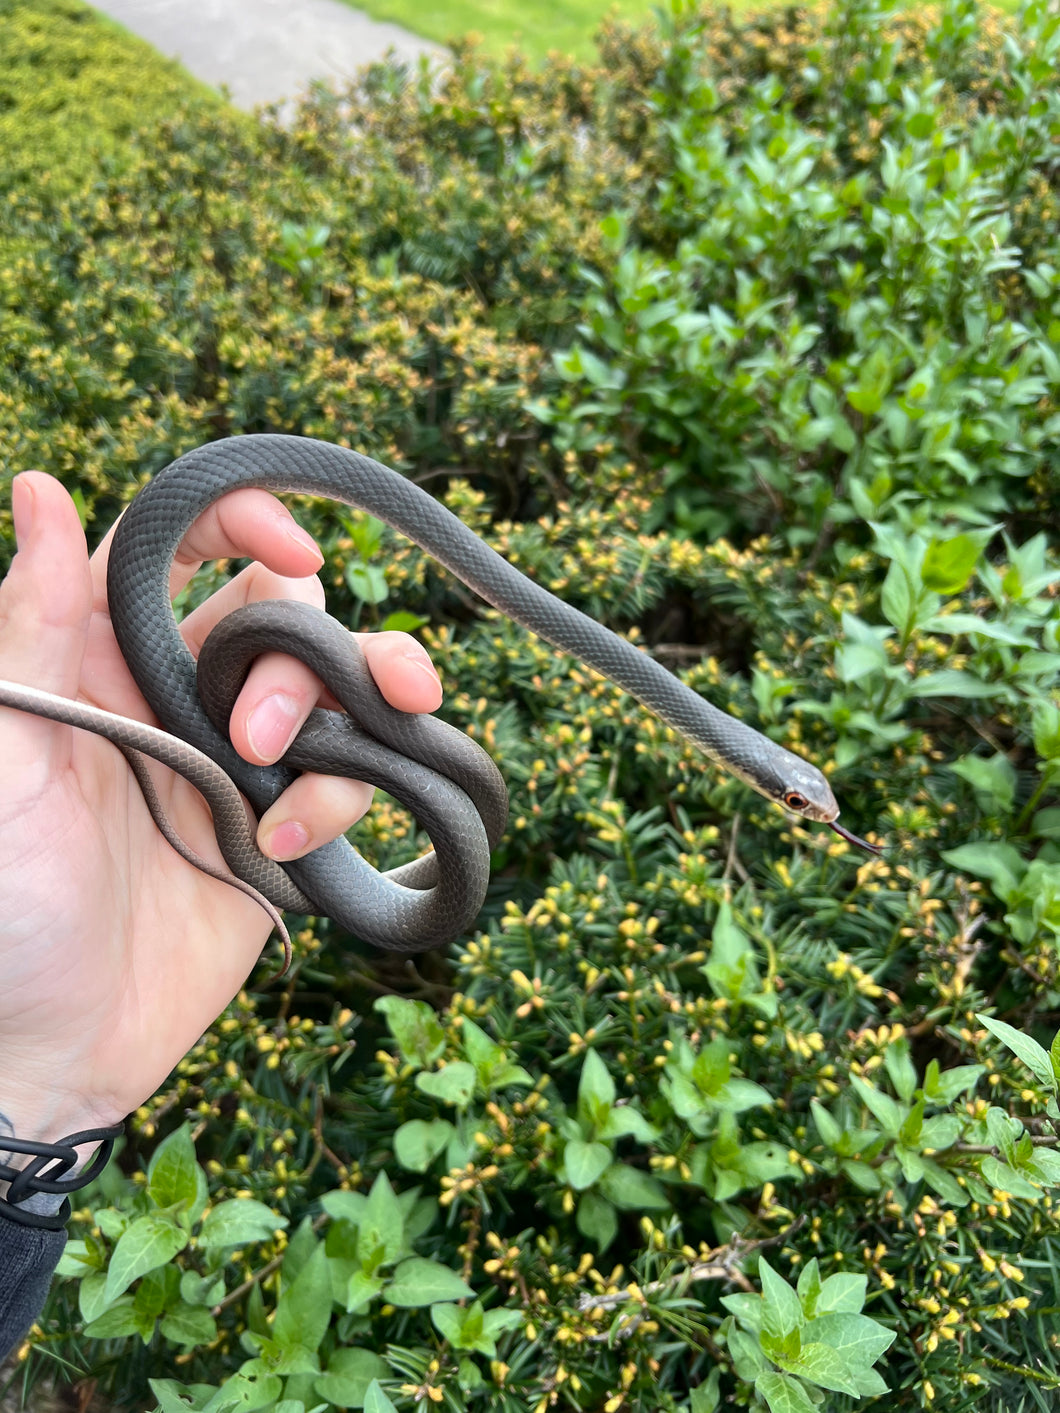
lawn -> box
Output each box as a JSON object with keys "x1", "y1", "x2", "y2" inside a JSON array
[{"x1": 338, "y1": 0, "x2": 665, "y2": 62}]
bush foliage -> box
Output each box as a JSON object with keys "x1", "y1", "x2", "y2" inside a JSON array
[{"x1": 4, "y1": 0, "x2": 1060, "y2": 1410}]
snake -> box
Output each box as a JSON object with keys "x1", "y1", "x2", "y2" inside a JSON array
[{"x1": 0, "y1": 434, "x2": 879, "y2": 969}]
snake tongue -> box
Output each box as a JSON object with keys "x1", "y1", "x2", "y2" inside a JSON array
[{"x1": 828, "y1": 820, "x2": 883, "y2": 855}]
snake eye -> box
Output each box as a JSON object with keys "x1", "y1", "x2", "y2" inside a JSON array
[{"x1": 783, "y1": 790, "x2": 809, "y2": 811}]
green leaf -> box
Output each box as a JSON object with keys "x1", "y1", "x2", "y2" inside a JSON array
[
  {"x1": 779, "y1": 1342, "x2": 860, "y2": 1396},
  {"x1": 920, "y1": 1157, "x2": 970, "y2": 1207},
  {"x1": 599, "y1": 1105, "x2": 659, "y2": 1142},
  {"x1": 576, "y1": 1190, "x2": 618, "y2": 1251},
  {"x1": 84, "y1": 1299, "x2": 139, "y2": 1340},
  {"x1": 598, "y1": 1162, "x2": 669, "y2": 1210},
  {"x1": 198, "y1": 1198, "x2": 286, "y2": 1249},
  {"x1": 883, "y1": 1037, "x2": 918, "y2": 1102},
  {"x1": 159, "y1": 1302, "x2": 219, "y2": 1347},
  {"x1": 384, "y1": 1257, "x2": 475, "y2": 1307},
  {"x1": 104, "y1": 1214, "x2": 189, "y2": 1303},
  {"x1": 851, "y1": 1076, "x2": 904, "y2": 1136},
  {"x1": 690, "y1": 1367, "x2": 722, "y2": 1413},
  {"x1": 345, "y1": 561, "x2": 389, "y2": 604},
  {"x1": 273, "y1": 1245, "x2": 331, "y2": 1354},
  {"x1": 315, "y1": 1348, "x2": 391, "y2": 1408},
  {"x1": 565, "y1": 1138, "x2": 612, "y2": 1190},
  {"x1": 922, "y1": 531, "x2": 992, "y2": 593},
  {"x1": 754, "y1": 1371, "x2": 818, "y2": 1413},
  {"x1": 980, "y1": 1154, "x2": 1042, "y2": 1200},
  {"x1": 147, "y1": 1125, "x2": 206, "y2": 1220},
  {"x1": 796, "y1": 1259, "x2": 822, "y2": 1319},
  {"x1": 416, "y1": 1061, "x2": 477, "y2": 1109},
  {"x1": 976, "y1": 1014, "x2": 1057, "y2": 1091},
  {"x1": 356, "y1": 1171, "x2": 406, "y2": 1270},
  {"x1": 912, "y1": 670, "x2": 1009, "y2": 699},
  {"x1": 393, "y1": 1118, "x2": 454, "y2": 1173},
  {"x1": 815, "y1": 1272, "x2": 867, "y2": 1315},
  {"x1": 345, "y1": 1271, "x2": 385, "y2": 1314},
  {"x1": 880, "y1": 559, "x2": 916, "y2": 634},
  {"x1": 378, "y1": 610, "x2": 429, "y2": 634},
  {"x1": 149, "y1": 1380, "x2": 212, "y2": 1413},
  {"x1": 78, "y1": 1271, "x2": 111, "y2": 1325},
  {"x1": 950, "y1": 754, "x2": 1018, "y2": 814},
  {"x1": 374, "y1": 996, "x2": 445, "y2": 1068},
  {"x1": 810, "y1": 1101, "x2": 841, "y2": 1149},
  {"x1": 578, "y1": 1048, "x2": 617, "y2": 1126},
  {"x1": 805, "y1": 1310, "x2": 894, "y2": 1366},
  {"x1": 942, "y1": 843, "x2": 1026, "y2": 899},
  {"x1": 363, "y1": 1382, "x2": 399, "y2": 1413},
  {"x1": 759, "y1": 1258, "x2": 804, "y2": 1340}
]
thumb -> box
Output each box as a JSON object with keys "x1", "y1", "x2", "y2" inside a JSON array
[{"x1": 0, "y1": 473, "x2": 94, "y2": 779}]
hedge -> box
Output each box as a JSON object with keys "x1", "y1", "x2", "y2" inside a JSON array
[{"x1": 3, "y1": 0, "x2": 1060, "y2": 1410}]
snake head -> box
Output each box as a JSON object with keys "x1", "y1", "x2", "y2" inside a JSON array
[{"x1": 762, "y1": 756, "x2": 882, "y2": 856}]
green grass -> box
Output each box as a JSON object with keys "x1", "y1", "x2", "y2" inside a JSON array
[
  {"x1": 337, "y1": 0, "x2": 664, "y2": 62},
  {"x1": 339, "y1": 0, "x2": 1019, "y2": 62}
]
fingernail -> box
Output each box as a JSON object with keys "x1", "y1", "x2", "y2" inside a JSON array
[
  {"x1": 263, "y1": 820, "x2": 310, "y2": 861},
  {"x1": 286, "y1": 521, "x2": 324, "y2": 565},
  {"x1": 247, "y1": 693, "x2": 301, "y2": 762},
  {"x1": 12, "y1": 476, "x2": 36, "y2": 549},
  {"x1": 404, "y1": 646, "x2": 442, "y2": 706}
]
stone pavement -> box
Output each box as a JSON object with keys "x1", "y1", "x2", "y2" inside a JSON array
[{"x1": 91, "y1": 0, "x2": 444, "y2": 111}]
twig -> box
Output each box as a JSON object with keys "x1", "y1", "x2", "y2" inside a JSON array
[
  {"x1": 954, "y1": 1136, "x2": 1060, "y2": 1155},
  {"x1": 212, "y1": 1212, "x2": 329, "y2": 1316},
  {"x1": 576, "y1": 1216, "x2": 806, "y2": 1316}
]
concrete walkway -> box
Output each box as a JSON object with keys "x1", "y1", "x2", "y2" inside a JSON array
[{"x1": 91, "y1": 0, "x2": 444, "y2": 111}]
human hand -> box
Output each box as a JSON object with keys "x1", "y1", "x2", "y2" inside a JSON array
[{"x1": 0, "y1": 472, "x2": 442, "y2": 1152}]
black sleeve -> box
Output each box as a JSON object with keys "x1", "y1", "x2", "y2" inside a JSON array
[{"x1": 0, "y1": 1211, "x2": 67, "y2": 1363}]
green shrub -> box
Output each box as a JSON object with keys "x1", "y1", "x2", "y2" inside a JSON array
[{"x1": 4, "y1": 1, "x2": 1060, "y2": 1411}]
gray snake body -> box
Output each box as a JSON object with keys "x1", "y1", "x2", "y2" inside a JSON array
[{"x1": 1, "y1": 434, "x2": 877, "y2": 964}]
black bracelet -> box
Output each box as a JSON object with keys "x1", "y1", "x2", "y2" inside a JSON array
[{"x1": 0, "y1": 1123, "x2": 125, "y2": 1231}]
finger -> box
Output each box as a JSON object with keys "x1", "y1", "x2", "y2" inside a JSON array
[
  {"x1": 0, "y1": 474, "x2": 93, "y2": 775},
  {"x1": 181, "y1": 561, "x2": 330, "y2": 765},
  {"x1": 256, "y1": 773, "x2": 375, "y2": 862},
  {"x1": 356, "y1": 631, "x2": 442, "y2": 713},
  {"x1": 90, "y1": 487, "x2": 323, "y2": 611}
]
